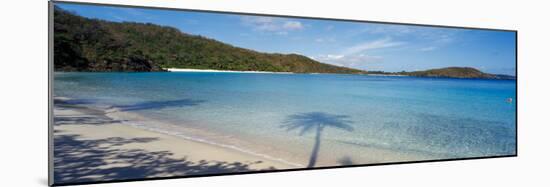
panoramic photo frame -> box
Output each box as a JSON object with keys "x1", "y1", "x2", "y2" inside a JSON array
[{"x1": 49, "y1": 1, "x2": 517, "y2": 186}]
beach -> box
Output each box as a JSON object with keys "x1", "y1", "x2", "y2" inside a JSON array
[
  {"x1": 165, "y1": 68, "x2": 294, "y2": 74},
  {"x1": 53, "y1": 97, "x2": 297, "y2": 183}
]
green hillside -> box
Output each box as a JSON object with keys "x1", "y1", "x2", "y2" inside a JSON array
[
  {"x1": 367, "y1": 67, "x2": 515, "y2": 79},
  {"x1": 53, "y1": 7, "x2": 365, "y2": 74},
  {"x1": 402, "y1": 67, "x2": 515, "y2": 79}
]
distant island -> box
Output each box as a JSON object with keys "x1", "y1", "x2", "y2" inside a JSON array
[
  {"x1": 369, "y1": 67, "x2": 516, "y2": 80},
  {"x1": 54, "y1": 7, "x2": 515, "y2": 80}
]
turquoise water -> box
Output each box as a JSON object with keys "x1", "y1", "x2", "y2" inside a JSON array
[{"x1": 54, "y1": 72, "x2": 516, "y2": 165}]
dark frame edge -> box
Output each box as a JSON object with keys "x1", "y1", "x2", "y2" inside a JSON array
[
  {"x1": 515, "y1": 30, "x2": 518, "y2": 157},
  {"x1": 48, "y1": 1, "x2": 55, "y2": 186},
  {"x1": 48, "y1": 0, "x2": 519, "y2": 186}
]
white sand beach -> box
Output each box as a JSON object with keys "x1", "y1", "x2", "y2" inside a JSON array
[
  {"x1": 53, "y1": 97, "x2": 297, "y2": 183},
  {"x1": 165, "y1": 68, "x2": 294, "y2": 74},
  {"x1": 53, "y1": 96, "x2": 435, "y2": 184}
]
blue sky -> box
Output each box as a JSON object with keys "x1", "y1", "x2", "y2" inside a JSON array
[{"x1": 57, "y1": 3, "x2": 516, "y2": 75}]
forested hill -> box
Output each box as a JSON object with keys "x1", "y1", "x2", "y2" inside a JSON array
[
  {"x1": 367, "y1": 67, "x2": 515, "y2": 79},
  {"x1": 402, "y1": 67, "x2": 515, "y2": 79},
  {"x1": 53, "y1": 7, "x2": 366, "y2": 73}
]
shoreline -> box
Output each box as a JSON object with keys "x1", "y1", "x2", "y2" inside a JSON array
[
  {"x1": 165, "y1": 68, "x2": 294, "y2": 74},
  {"x1": 53, "y1": 96, "x2": 437, "y2": 172},
  {"x1": 104, "y1": 109, "x2": 304, "y2": 168},
  {"x1": 53, "y1": 95, "x2": 454, "y2": 184}
]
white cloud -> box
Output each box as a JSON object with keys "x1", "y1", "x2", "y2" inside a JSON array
[
  {"x1": 343, "y1": 38, "x2": 404, "y2": 55},
  {"x1": 241, "y1": 17, "x2": 278, "y2": 31},
  {"x1": 312, "y1": 37, "x2": 403, "y2": 70},
  {"x1": 354, "y1": 25, "x2": 461, "y2": 51},
  {"x1": 241, "y1": 16, "x2": 304, "y2": 33},
  {"x1": 282, "y1": 21, "x2": 304, "y2": 30},
  {"x1": 361, "y1": 25, "x2": 413, "y2": 35},
  {"x1": 313, "y1": 53, "x2": 383, "y2": 70}
]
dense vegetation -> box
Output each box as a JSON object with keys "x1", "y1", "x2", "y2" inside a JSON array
[
  {"x1": 53, "y1": 7, "x2": 365, "y2": 73},
  {"x1": 368, "y1": 67, "x2": 515, "y2": 79},
  {"x1": 402, "y1": 67, "x2": 515, "y2": 79}
]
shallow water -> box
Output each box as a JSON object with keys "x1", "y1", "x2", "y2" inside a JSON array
[{"x1": 54, "y1": 72, "x2": 516, "y2": 166}]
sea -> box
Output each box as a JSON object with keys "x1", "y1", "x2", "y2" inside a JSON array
[{"x1": 54, "y1": 72, "x2": 517, "y2": 167}]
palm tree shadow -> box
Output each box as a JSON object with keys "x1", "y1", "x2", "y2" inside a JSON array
[
  {"x1": 281, "y1": 112, "x2": 354, "y2": 168},
  {"x1": 111, "y1": 99, "x2": 205, "y2": 112}
]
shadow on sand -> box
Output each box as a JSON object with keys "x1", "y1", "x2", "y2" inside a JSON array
[
  {"x1": 54, "y1": 98, "x2": 205, "y2": 126},
  {"x1": 111, "y1": 99, "x2": 205, "y2": 112},
  {"x1": 337, "y1": 156, "x2": 355, "y2": 166},
  {"x1": 53, "y1": 98, "x2": 270, "y2": 184},
  {"x1": 54, "y1": 133, "x2": 274, "y2": 184},
  {"x1": 54, "y1": 98, "x2": 126, "y2": 126},
  {"x1": 54, "y1": 116, "x2": 126, "y2": 126},
  {"x1": 281, "y1": 112, "x2": 354, "y2": 168},
  {"x1": 55, "y1": 98, "x2": 99, "y2": 105}
]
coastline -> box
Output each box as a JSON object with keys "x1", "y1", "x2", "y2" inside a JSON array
[
  {"x1": 163, "y1": 68, "x2": 515, "y2": 80},
  {"x1": 165, "y1": 68, "x2": 294, "y2": 74},
  {"x1": 53, "y1": 97, "x2": 298, "y2": 183},
  {"x1": 53, "y1": 95, "x2": 440, "y2": 181},
  {"x1": 164, "y1": 68, "x2": 408, "y2": 77}
]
